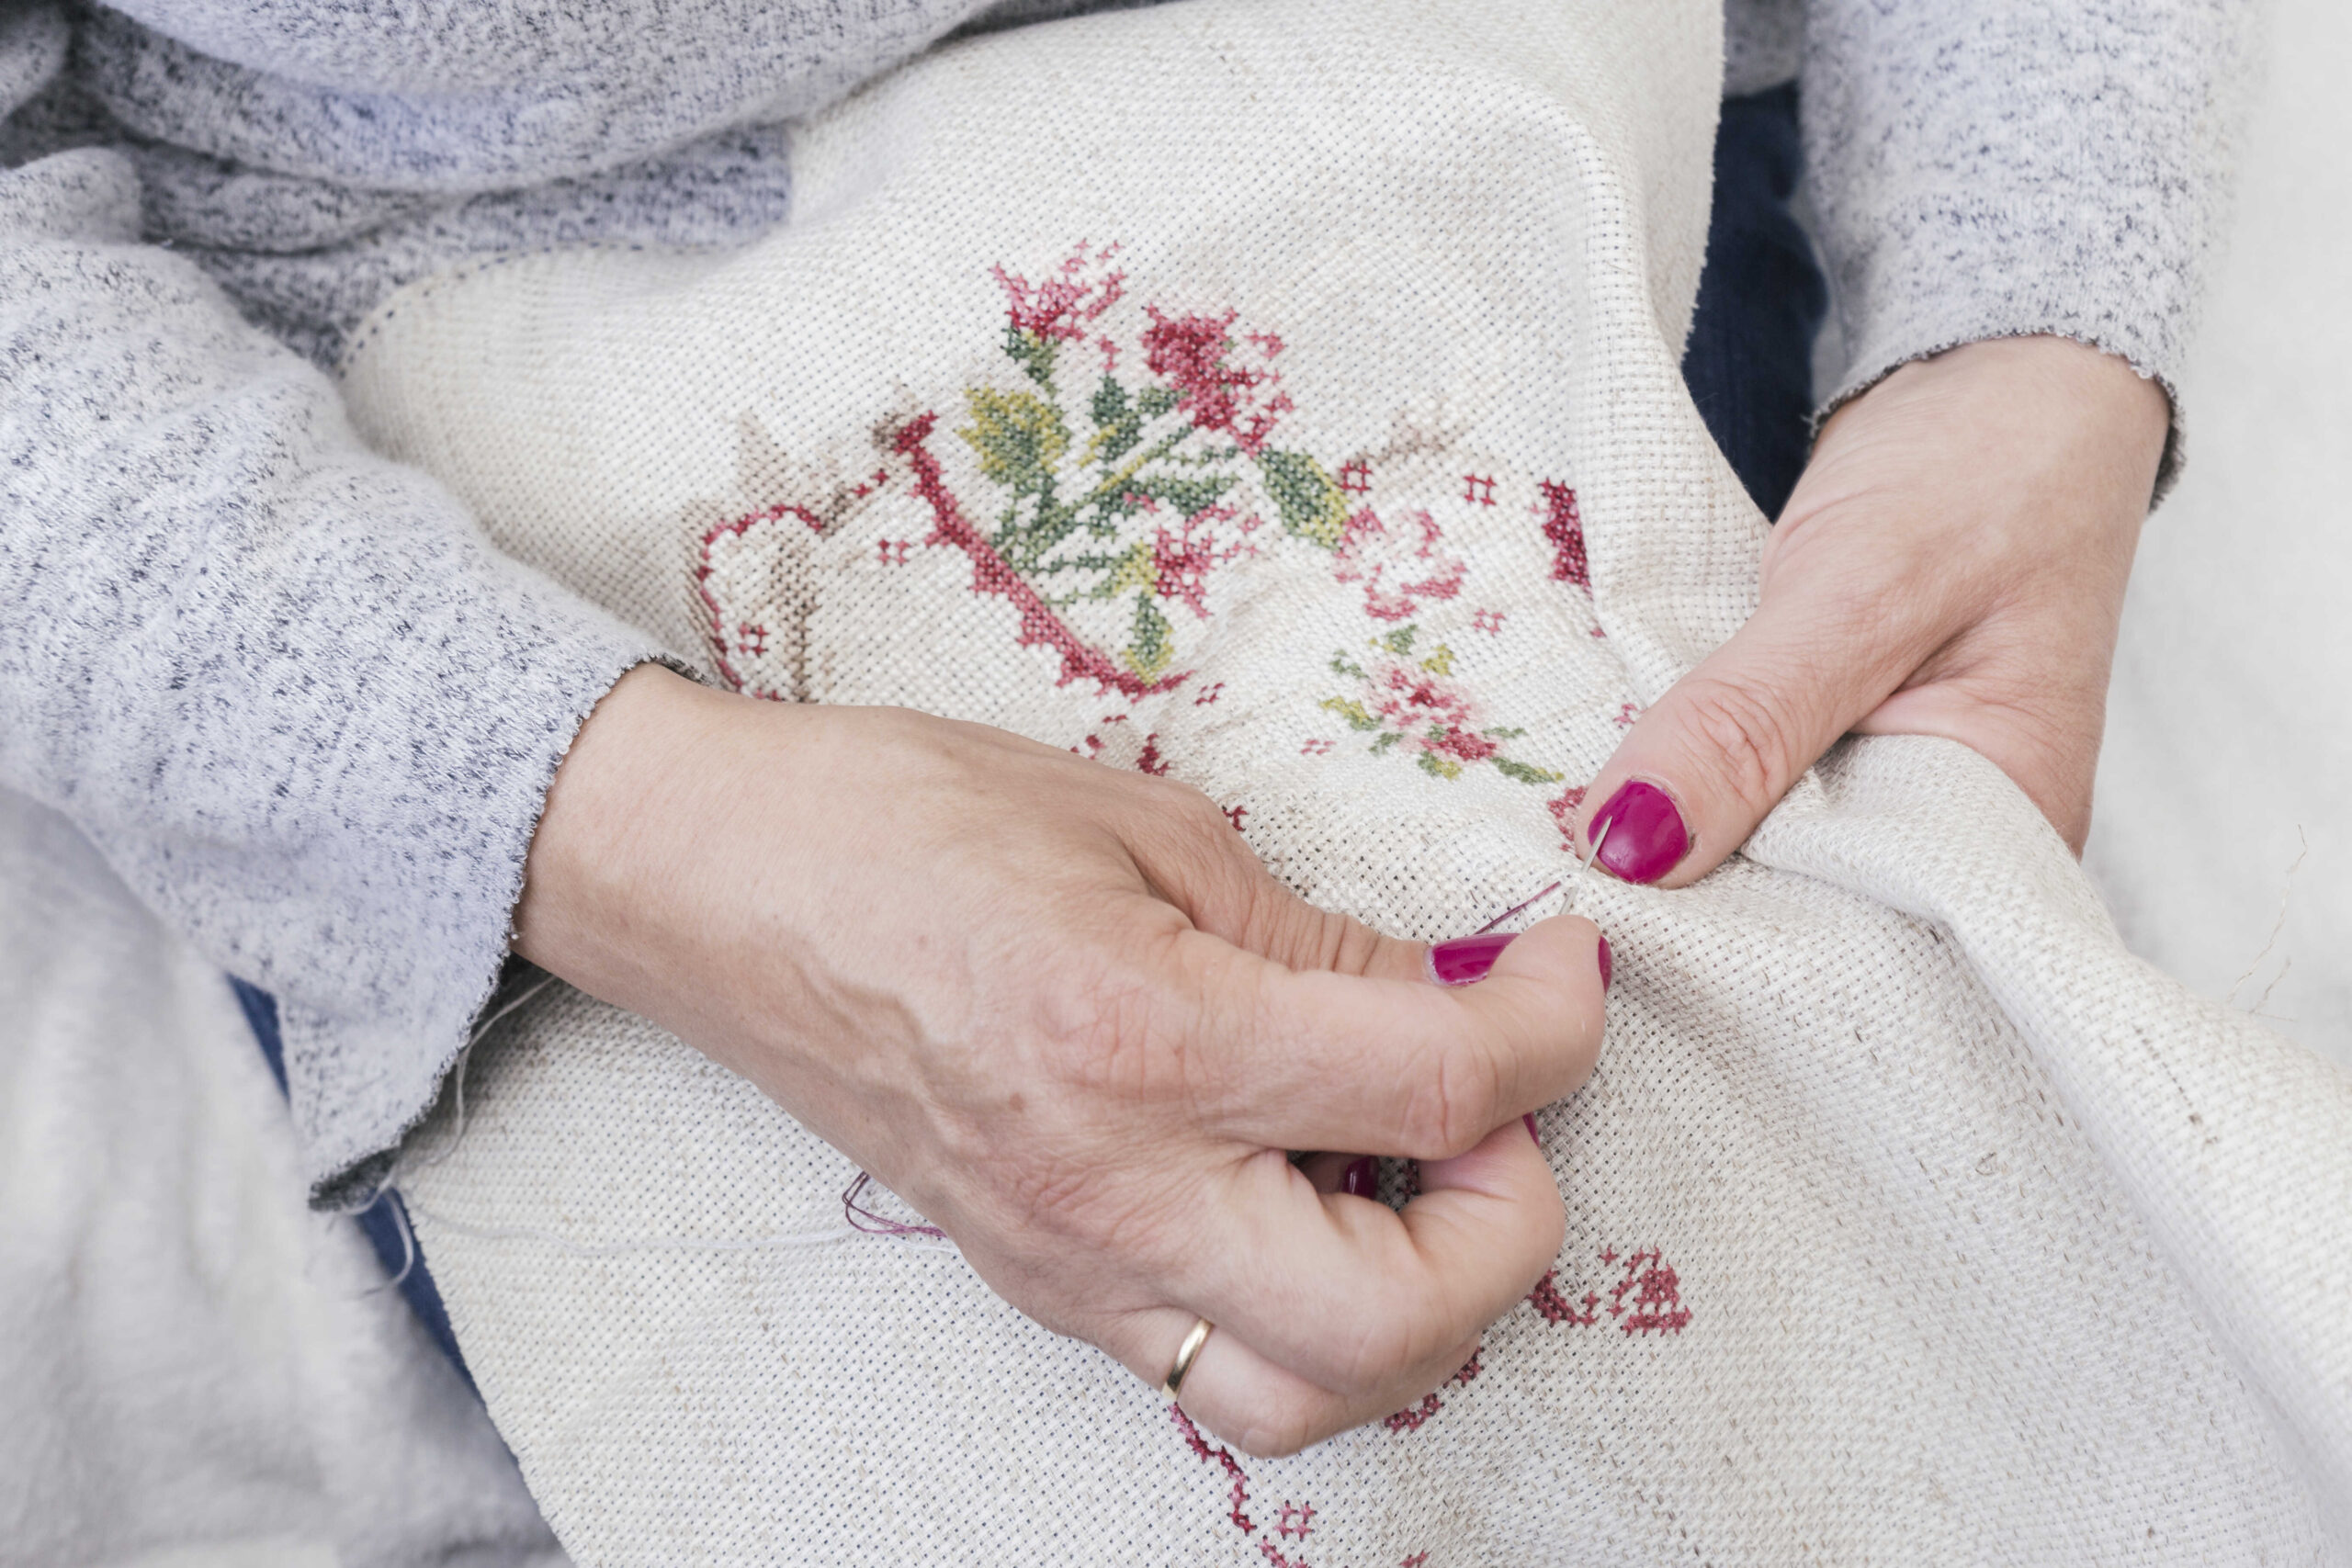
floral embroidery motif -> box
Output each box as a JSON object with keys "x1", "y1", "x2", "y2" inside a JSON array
[
  {"x1": 1321, "y1": 626, "x2": 1561, "y2": 785},
  {"x1": 943, "y1": 242, "x2": 1352, "y2": 688},
  {"x1": 699, "y1": 241, "x2": 1607, "y2": 829}
]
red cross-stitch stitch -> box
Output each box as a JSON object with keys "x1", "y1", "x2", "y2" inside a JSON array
[
  {"x1": 1537, "y1": 480, "x2": 1589, "y2": 590},
  {"x1": 694, "y1": 502, "x2": 825, "y2": 695},
  {"x1": 1339, "y1": 459, "x2": 1373, "y2": 494},
  {"x1": 1463, "y1": 473, "x2": 1498, "y2": 506},
  {"x1": 1610, "y1": 1248, "x2": 1691, "y2": 1336},
  {"x1": 1275, "y1": 1503, "x2": 1316, "y2": 1540},
  {"x1": 1170, "y1": 1406, "x2": 1254, "y2": 1534}
]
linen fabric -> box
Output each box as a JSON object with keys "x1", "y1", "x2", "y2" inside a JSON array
[
  {"x1": 336, "y1": 1, "x2": 2352, "y2": 1560},
  {"x1": 0, "y1": 0, "x2": 2257, "y2": 1209}
]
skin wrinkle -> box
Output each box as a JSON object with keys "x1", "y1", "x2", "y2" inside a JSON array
[{"x1": 0, "y1": 0, "x2": 2249, "y2": 1211}]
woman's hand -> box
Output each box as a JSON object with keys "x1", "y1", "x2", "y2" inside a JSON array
[
  {"x1": 514, "y1": 667, "x2": 1608, "y2": 1456},
  {"x1": 1573, "y1": 334, "x2": 2173, "y2": 883}
]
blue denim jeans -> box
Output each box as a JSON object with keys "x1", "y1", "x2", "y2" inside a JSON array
[
  {"x1": 230, "y1": 86, "x2": 1826, "y2": 1387},
  {"x1": 230, "y1": 977, "x2": 474, "y2": 1389}
]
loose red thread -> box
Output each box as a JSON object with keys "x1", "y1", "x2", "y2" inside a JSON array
[
  {"x1": 841, "y1": 1172, "x2": 946, "y2": 1240},
  {"x1": 894, "y1": 414, "x2": 1190, "y2": 698},
  {"x1": 1301, "y1": 739, "x2": 1334, "y2": 756},
  {"x1": 1258, "y1": 1546, "x2": 1308, "y2": 1568},
  {"x1": 1463, "y1": 474, "x2": 1498, "y2": 506},
  {"x1": 1224, "y1": 804, "x2": 1249, "y2": 831},
  {"x1": 1402, "y1": 1556, "x2": 1430, "y2": 1568},
  {"x1": 1135, "y1": 734, "x2": 1170, "y2": 776},
  {"x1": 1194, "y1": 681, "x2": 1226, "y2": 706},
  {"x1": 1275, "y1": 1503, "x2": 1317, "y2": 1540},
  {"x1": 695, "y1": 502, "x2": 825, "y2": 694},
  {"x1": 1538, "y1": 480, "x2": 1589, "y2": 590},
  {"x1": 1170, "y1": 1405, "x2": 1255, "y2": 1534},
  {"x1": 1612, "y1": 701, "x2": 1639, "y2": 730}
]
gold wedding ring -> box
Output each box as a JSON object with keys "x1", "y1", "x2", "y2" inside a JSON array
[{"x1": 1159, "y1": 1317, "x2": 1216, "y2": 1403}]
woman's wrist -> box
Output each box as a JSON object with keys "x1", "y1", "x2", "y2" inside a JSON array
[{"x1": 514, "y1": 662, "x2": 744, "y2": 1014}]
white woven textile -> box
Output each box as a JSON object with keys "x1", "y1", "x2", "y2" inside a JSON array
[{"x1": 341, "y1": 2, "x2": 2352, "y2": 1561}]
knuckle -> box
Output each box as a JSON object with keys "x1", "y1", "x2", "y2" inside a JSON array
[
  {"x1": 1393, "y1": 1039, "x2": 1502, "y2": 1159},
  {"x1": 1673, "y1": 674, "x2": 1805, "y2": 807}
]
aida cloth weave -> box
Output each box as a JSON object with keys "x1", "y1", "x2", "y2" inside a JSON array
[{"x1": 340, "y1": 2, "x2": 2352, "y2": 1560}]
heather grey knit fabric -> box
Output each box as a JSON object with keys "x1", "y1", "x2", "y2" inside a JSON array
[{"x1": 0, "y1": 0, "x2": 2256, "y2": 1203}]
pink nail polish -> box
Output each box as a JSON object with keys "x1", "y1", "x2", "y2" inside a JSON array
[
  {"x1": 1597, "y1": 937, "x2": 1612, "y2": 992},
  {"x1": 1590, "y1": 780, "x2": 1690, "y2": 885},
  {"x1": 1523, "y1": 1112, "x2": 1541, "y2": 1145},
  {"x1": 1429, "y1": 932, "x2": 1515, "y2": 987},
  {"x1": 1342, "y1": 1156, "x2": 1378, "y2": 1198}
]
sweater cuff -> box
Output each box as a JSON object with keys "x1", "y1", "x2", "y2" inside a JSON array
[{"x1": 285, "y1": 612, "x2": 690, "y2": 1210}]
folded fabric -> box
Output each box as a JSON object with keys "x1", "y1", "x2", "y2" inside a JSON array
[{"x1": 341, "y1": 1, "x2": 2352, "y2": 1560}]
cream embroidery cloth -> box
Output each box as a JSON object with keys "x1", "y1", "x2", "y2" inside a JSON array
[{"x1": 339, "y1": 1, "x2": 2352, "y2": 1560}]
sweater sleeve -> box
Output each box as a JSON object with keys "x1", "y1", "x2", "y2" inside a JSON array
[
  {"x1": 0, "y1": 136, "x2": 676, "y2": 1204},
  {"x1": 1801, "y1": 0, "x2": 2261, "y2": 491}
]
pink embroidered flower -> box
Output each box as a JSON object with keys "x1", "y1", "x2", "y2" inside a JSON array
[
  {"x1": 1332, "y1": 507, "x2": 1468, "y2": 622},
  {"x1": 994, "y1": 242, "x2": 1126, "y2": 344},
  {"x1": 1141, "y1": 306, "x2": 1294, "y2": 457},
  {"x1": 1151, "y1": 504, "x2": 1254, "y2": 620}
]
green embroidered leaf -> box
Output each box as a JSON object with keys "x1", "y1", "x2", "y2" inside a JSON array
[
  {"x1": 1125, "y1": 594, "x2": 1173, "y2": 681},
  {"x1": 1329, "y1": 652, "x2": 1366, "y2": 680},
  {"x1": 1375, "y1": 626, "x2": 1418, "y2": 656},
  {"x1": 1135, "y1": 475, "x2": 1237, "y2": 518},
  {"x1": 1090, "y1": 376, "x2": 1145, "y2": 463},
  {"x1": 1138, "y1": 386, "x2": 1182, "y2": 420},
  {"x1": 1416, "y1": 750, "x2": 1464, "y2": 780},
  {"x1": 1318, "y1": 695, "x2": 1382, "y2": 732},
  {"x1": 1370, "y1": 732, "x2": 1401, "y2": 753},
  {"x1": 1104, "y1": 539, "x2": 1157, "y2": 596},
  {"x1": 1257, "y1": 449, "x2": 1349, "y2": 547},
  {"x1": 1006, "y1": 324, "x2": 1058, "y2": 389},
  {"x1": 960, "y1": 387, "x2": 1069, "y2": 492},
  {"x1": 1493, "y1": 757, "x2": 1566, "y2": 786}
]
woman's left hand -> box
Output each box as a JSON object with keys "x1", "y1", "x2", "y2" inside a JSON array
[{"x1": 1570, "y1": 333, "x2": 2173, "y2": 883}]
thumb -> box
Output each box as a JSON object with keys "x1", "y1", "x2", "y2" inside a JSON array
[{"x1": 1573, "y1": 590, "x2": 1926, "y2": 887}]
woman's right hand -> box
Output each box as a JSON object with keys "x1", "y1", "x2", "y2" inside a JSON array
[{"x1": 514, "y1": 665, "x2": 1608, "y2": 1456}]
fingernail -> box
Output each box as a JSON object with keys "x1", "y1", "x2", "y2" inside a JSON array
[
  {"x1": 1590, "y1": 780, "x2": 1690, "y2": 885},
  {"x1": 1597, "y1": 937, "x2": 1612, "y2": 992},
  {"x1": 1342, "y1": 1156, "x2": 1378, "y2": 1198},
  {"x1": 1522, "y1": 1112, "x2": 1541, "y2": 1145},
  {"x1": 1429, "y1": 932, "x2": 1515, "y2": 987}
]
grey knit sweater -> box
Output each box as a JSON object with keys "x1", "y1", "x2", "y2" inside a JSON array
[{"x1": 0, "y1": 0, "x2": 2256, "y2": 1205}]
